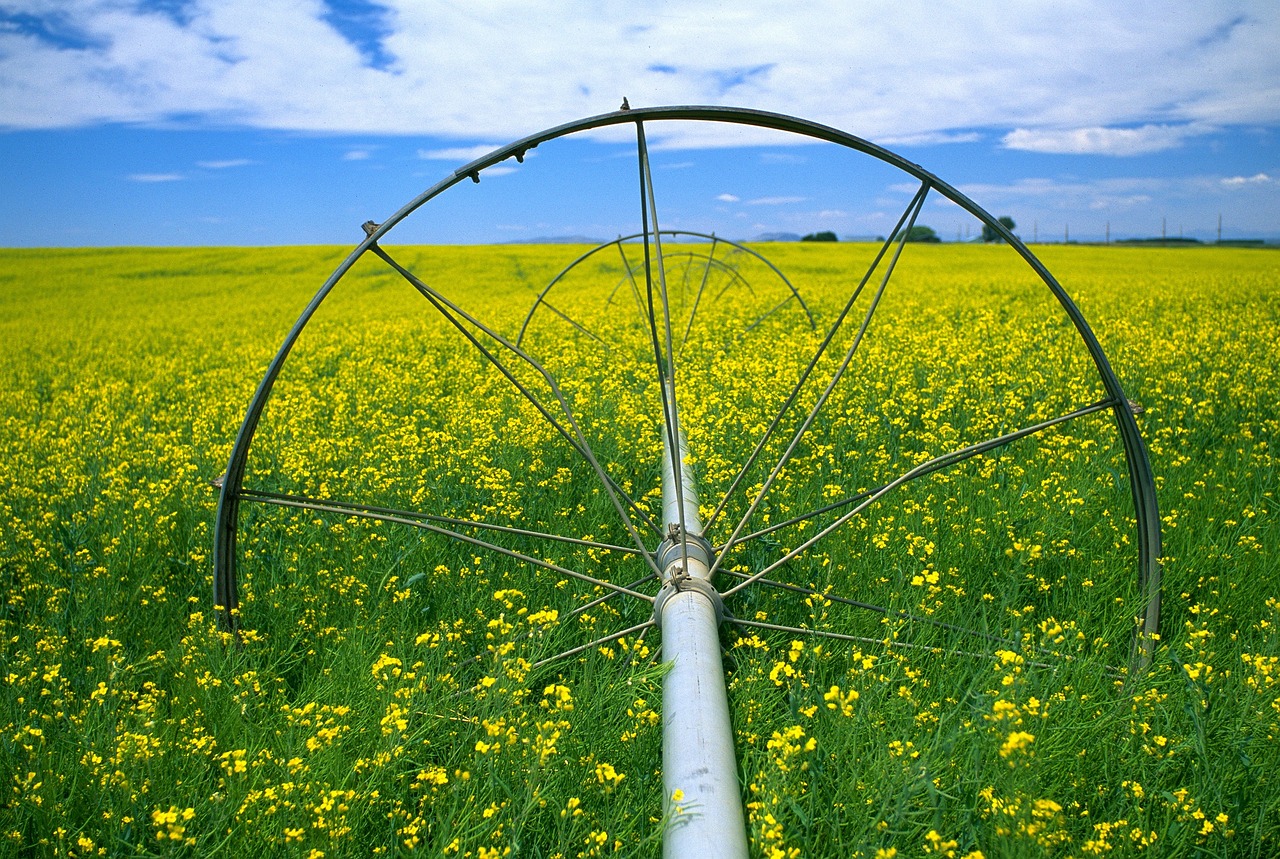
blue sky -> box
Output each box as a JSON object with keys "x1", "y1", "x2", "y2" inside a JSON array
[{"x1": 1, "y1": 1, "x2": 1278, "y2": 246}]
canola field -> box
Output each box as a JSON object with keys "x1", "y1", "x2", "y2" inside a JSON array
[{"x1": 0, "y1": 241, "x2": 1277, "y2": 858}]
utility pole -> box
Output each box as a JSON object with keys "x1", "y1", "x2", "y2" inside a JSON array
[
  {"x1": 1033, "y1": 220, "x2": 1038, "y2": 243},
  {"x1": 1218, "y1": 214, "x2": 1222, "y2": 244},
  {"x1": 1105, "y1": 221, "x2": 1110, "y2": 245},
  {"x1": 1162, "y1": 217, "x2": 1166, "y2": 241},
  {"x1": 1065, "y1": 223, "x2": 1069, "y2": 244}
]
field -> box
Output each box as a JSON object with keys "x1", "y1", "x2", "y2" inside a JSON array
[{"x1": 0, "y1": 241, "x2": 1277, "y2": 858}]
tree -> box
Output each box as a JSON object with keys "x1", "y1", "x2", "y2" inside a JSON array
[
  {"x1": 982, "y1": 216, "x2": 1017, "y2": 243},
  {"x1": 893, "y1": 225, "x2": 940, "y2": 243},
  {"x1": 800, "y1": 230, "x2": 839, "y2": 242}
]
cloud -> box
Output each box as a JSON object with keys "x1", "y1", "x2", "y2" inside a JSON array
[
  {"x1": 343, "y1": 149, "x2": 372, "y2": 161},
  {"x1": 0, "y1": 1, "x2": 1276, "y2": 155},
  {"x1": 880, "y1": 131, "x2": 982, "y2": 147},
  {"x1": 759, "y1": 152, "x2": 807, "y2": 165},
  {"x1": 716, "y1": 193, "x2": 740, "y2": 202},
  {"x1": 1001, "y1": 124, "x2": 1207, "y2": 156},
  {"x1": 128, "y1": 172, "x2": 184, "y2": 182},
  {"x1": 418, "y1": 145, "x2": 506, "y2": 162},
  {"x1": 950, "y1": 172, "x2": 1277, "y2": 219},
  {"x1": 197, "y1": 159, "x2": 252, "y2": 169},
  {"x1": 1222, "y1": 172, "x2": 1272, "y2": 186},
  {"x1": 748, "y1": 196, "x2": 806, "y2": 206}
]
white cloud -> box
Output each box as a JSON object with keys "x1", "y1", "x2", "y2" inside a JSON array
[
  {"x1": 343, "y1": 149, "x2": 372, "y2": 161},
  {"x1": 748, "y1": 196, "x2": 806, "y2": 205},
  {"x1": 1001, "y1": 124, "x2": 1207, "y2": 156},
  {"x1": 881, "y1": 131, "x2": 982, "y2": 147},
  {"x1": 128, "y1": 172, "x2": 184, "y2": 182},
  {"x1": 716, "y1": 193, "x2": 740, "y2": 202},
  {"x1": 197, "y1": 159, "x2": 252, "y2": 169},
  {"x1": 418, "y1": 145, "x2": 506, "y2": 162},
  {"x1": 0, "y1": 0, "x2": 1276, "y2": 156},
  {"x1": 950, "y1": 172, "x2": 1279, "y2": 221},
  {"x1": 1222, "y1": 172, "x2": 1272, "y2": 186}
]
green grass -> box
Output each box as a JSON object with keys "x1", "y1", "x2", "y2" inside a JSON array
[{"x1": 0, "y1": 242, "x2": 1276, "y2": 857}]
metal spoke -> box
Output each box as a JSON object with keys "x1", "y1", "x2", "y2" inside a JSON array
[
  {"x1": 714, "y1": 489, "x2": 876, "y2": 549},
  {"x1": 370, "y1": 245, "x2": 665, "y2": 570},
  {"x1": 725, "y1": 616, "x2": 1073, "y2": 672},
  {"x1": 721, "y1": 397, "x2": 1118, "y2": 597},
  {"x1": 703, "y1": 182, "x2": 932, "y2": 535},
  {"x1": 239, "y1": 490, "x2": 655, "y2": 602},
  {"x1": 680, "y1": 235, "x2": 719, "y2": 352},
  {"x1": 741, "y1": 295, "x2": 799, "y2": 337},
  {"x1": 613, "y1": 239, "x2": 650, "y2": 322},
  {"x1": 447, "y1": 572, "x2": 659, "y2": 674},
  {"x1": 570, "y1": 572, "x2": 661, "y2": 616},
  {"x1": 530, "y1": 620, "x2": 656, "y2": 671},
  {"x1": 524, "y1": 296, "x2": 610, "y2": 348},
  {"x1": 238, "y1": 487, "x2": 646, "y2": 556},
  {"x1": 636, "y1": 120, "x2": 692, "y2": 573},
  {"x1": 623, "y1": 623, "x2": 654, "y2": 667},
  {"x1": 717, "y1": 569, "x2": 1067, "y2": 657},
  {"x1": 709, "y1": 182, "x2": 931, "y2": 579}
]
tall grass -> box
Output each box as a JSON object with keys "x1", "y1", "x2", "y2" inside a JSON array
[{"x1": 0, "y1": 243, "x2": 1276, "y2": 857}]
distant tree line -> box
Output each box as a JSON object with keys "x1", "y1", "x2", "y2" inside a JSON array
[
  {"x1": 893, "y1": 225, "x2": 940, "y2": 243},
  {"x1": 983, "y1": 216, "x2": 1017, "y2": 243},
  {"x1": 800, "y1": 216, "x2": 1018, "y2": 245}
]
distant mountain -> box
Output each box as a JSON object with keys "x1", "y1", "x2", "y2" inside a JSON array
[{"x1": 751, "y1": 232, "x2": 802, "y2": 242}]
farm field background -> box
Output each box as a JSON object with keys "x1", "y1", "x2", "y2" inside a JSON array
[{"x1": 0, "y1": 241, "x2": 1277, "y2": 857}]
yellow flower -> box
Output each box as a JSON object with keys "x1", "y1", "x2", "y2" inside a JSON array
[{"x1": 595, "y1": 761, "x2": 625, "y2": 789}]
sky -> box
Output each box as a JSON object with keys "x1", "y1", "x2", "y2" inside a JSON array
[{"x1": 1, "y1": 1, "x2": 1278, "y2": 247}]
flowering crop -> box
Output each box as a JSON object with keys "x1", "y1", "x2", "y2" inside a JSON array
[{"x1": 0, "y1": 242, "x2": 1276, "y2": 856}]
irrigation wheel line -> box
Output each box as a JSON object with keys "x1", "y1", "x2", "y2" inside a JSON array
[{"x1": 212, "y1": 105, "x2": 1163, "y2": 857}]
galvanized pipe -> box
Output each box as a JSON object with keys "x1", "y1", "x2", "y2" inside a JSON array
[{"x1": 656, "y1": 383, "x2": 748, "y2": 858}]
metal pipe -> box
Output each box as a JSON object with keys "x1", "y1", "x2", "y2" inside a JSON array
[{"x1": 657, "y1": 382, "x2": 748, "y2": 857}]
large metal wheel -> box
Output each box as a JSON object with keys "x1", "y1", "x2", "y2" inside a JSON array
[{"x1": 213, "y1": 106, "x2": 1161, "y2": 856}]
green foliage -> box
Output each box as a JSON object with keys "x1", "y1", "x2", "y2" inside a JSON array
[
  {"x1": 0, "y1": 243, "x2": 1277, "y2": 856},
  {"x1": 893, "y1": 224, "x2": 941, "y2": 243},
  {"x1": 801, "y1": 231, "x2": 839, "y2": 242},
  {"x1": 983, "y1": 215, "x2": 1018, "y2": 243}
]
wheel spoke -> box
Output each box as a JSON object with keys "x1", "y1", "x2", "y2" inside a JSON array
[
  {"x1": 239, "y1": 488, "x2": 655, "y2": 602},
  {"x1": 717, "y1": 569, "x2": 1068, "y2": 657},
  {"x1": 636, "y1": 119, "x2": 692, "y2": 565},
  {"x1": 238, "y1": 487, "x2": 646, "y2": 556},
  {"x1": 679, "y1": 235, "x2": 719, "y2": 352},
  {"x1": 524, "y1": 296, "x2": 610, "y2": 348},
  {"x1": 740, "y1": 294, "x2": 799, "y2": 337},
  {"x1": 614, "y1": 240, "x2": 650, "y2": 323},
  {"x1": 703, "y1": 181, "x2": 932, "y2": 535},
  {"x1": 720, "y1": 397, "x2": 1117, "y2": 597},
  {"x1": 448, "y1": 572, "x2": 659, "y2": 675},
  {"x1": 370, "y1": 246, "x2": 665, "y2": 568},
  {"x1": 530, "y1": 620, "x2": 656, "y2": 671},
  {"x1": 709, "y1": 181, "x2": 931, "y2": 578},
  {"x1": 725, "y1": 617, "x2": 1090, "y2": 673}
]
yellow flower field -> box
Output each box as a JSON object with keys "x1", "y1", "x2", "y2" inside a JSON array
[{"x1": 0, "y1": 241, "x2": 1276, "y2": 857}]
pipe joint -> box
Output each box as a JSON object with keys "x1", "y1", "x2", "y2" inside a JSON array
[
  {"x1": 653, "y1": 576, "x2": 725, "y2": 629},
  {"x1": 654, "y1": 530, "x2": 715, "y2": 572}
]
